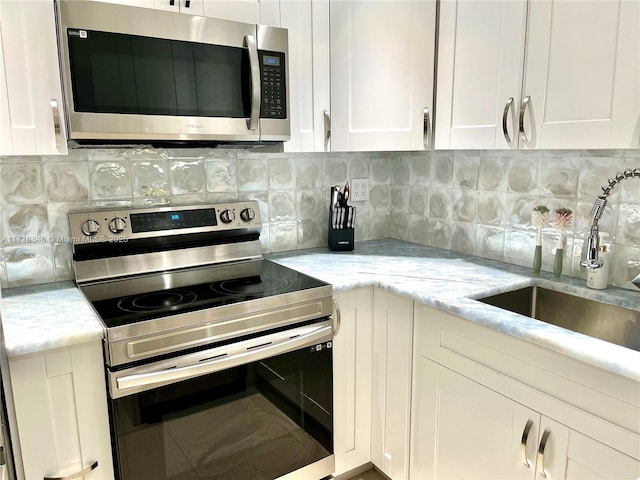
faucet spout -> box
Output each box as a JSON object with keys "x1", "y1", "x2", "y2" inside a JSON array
[{"x1": 581, "y1": 169, "x2": 640, "y2": 277}]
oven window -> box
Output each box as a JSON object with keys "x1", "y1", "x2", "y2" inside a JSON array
[
  {"x1": 67, "y1": 29, "x2": 251, "y2": 118},
  {"x1": 110, "y1": 343, "x2": 333, "y2": 480}
]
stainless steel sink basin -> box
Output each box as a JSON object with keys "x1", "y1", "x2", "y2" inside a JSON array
[{"x1": 477, "y1": 286, "x2": 640, "y2": 352}]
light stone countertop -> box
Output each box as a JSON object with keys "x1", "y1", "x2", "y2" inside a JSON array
[
  {"x1": 1, "y1": 239, "x2": 639, "y2": 382},
  {"x1": 267, "y1": 239, "x2": 640, "y2": 382},
  {"x1": 1, "y1": 281, "x2": 104, "y2": 357}
]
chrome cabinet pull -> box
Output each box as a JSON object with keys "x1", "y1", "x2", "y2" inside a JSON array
[
  {"x1": 519, "y1": 95, "x2": 531, "y2": 142},
  {"x1": 536, "y1": 428, "x2": 551, "y2": 478},
  {"x1": 244, "y1": 34, "x2": 260, "y2": 131},
  {"x1": 502, "y1": 97, "x2": 514, "y2": 143},
  {"x1": 44, "y1": 461, "x2": 98, "y2": 480},
  {"x1": 323, "y1": 110, "x2": 331, "y2": 151},
  {"x1": 332, "y1": 299, "x2": 341, "y2": 337},
  {"x1": 50, "y1": 99, "x2": 63, "y2": 152},
  {"x1": 423, "y1": 107, "x2": 431, "y2": 149},
  {"x1": 520, "y1": 419, "x2": 533, "y2": 467}
]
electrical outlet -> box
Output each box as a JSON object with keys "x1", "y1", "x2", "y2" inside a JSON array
[{"x1": 351, "y1": 178, "x2": 369, "y2": 201}]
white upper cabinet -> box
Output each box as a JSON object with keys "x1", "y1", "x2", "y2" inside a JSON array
[
  {"x1": 202, "y1": 0, "x2": 260, "y2": 23},
  {"x1": 522, "y1": 0, "x2": 640, "y2": 149},
  {"x1": 436, "y1": 0, "x2": 640, "y2": 150},
  {"x1": 272, "y1": 0, "x2": 436, "y2": 153},
  {"x1": 273, "y1": 0, "x2": 330, "y2": 152},
  {"x1": 154, "y1": 0, "x2": 205, "y2": 16},
  {"x1": 434, "y1": 0, "x2": 527, "y2": 149},
  {"x1": 329, "y1": 0, "x2": 436, "y2": 152},
  {"x1": 0, "y1": 0, "x2": 67, "y2": 156}
]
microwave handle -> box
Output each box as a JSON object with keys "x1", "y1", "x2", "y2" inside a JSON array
[{"x1": 244, "y1": 34, "x2": 260, "y2": 131}]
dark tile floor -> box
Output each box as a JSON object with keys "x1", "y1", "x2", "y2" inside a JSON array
[{"x1": 344, "y1": 468, "x2": 387, "y2": 480}]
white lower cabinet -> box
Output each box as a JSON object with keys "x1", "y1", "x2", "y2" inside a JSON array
[
  {"x1": 411, "y1": 303, "x2": 640, "y2": 480},
  {"x1": 332, "y1": 287, "x2": 374, "y2": 476},
  {"x1": 371, "y1": 288, "x2": 414, "y2": 480},
  {"x1": 9, "y1": 341, "x2": 114, "y2": 480}
]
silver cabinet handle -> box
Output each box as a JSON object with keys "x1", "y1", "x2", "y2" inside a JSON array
[
  {"x1": 244, "y1": 34, "x2": 260, "y2": 131},
  {"x1": 519, "y1": 96, "x2": 530, "y2": 142},
  {"x1": 502, "y1": 97, "x2": 514, "y2": 143},
  {"x1": 50, "y1": 99, "x2": 63, "y2": 152},
  {"x1": 333, "y1": 299, "x2": 341, "y2": 337},
  {"x1": 536, "y1": 428, "x2": 551, "y2": 478},
  {"x1": 520, "y1": 419, "x2": 533, "y2": 467},
  {"x1": 423, "y1": 107, "x2": 431, "y2": 149},
  {"x1": 44, "y1": 461, "x2": 98, "y2": 480},
  {"x1": 323, "y1": 110, "x2": 331, "y2": 151}
]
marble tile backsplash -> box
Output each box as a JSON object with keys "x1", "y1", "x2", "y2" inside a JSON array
[{"x1": 0, "y1": 148, "x2": 639, "y2": 290}]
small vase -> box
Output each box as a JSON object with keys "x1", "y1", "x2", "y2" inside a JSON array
[
  {"x1": 533, "y1": 245, "x2": 542, "y2": 275},
  {"x1": 553, "y1": 248, "x2": 563, "y2": 278}
]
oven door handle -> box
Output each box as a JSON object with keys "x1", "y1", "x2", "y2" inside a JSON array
[{"x1": 114, "y1": 324, "x2": 332, "y2": 395}]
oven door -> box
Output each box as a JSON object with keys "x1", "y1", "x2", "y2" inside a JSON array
[{"x1": 108, "y1": 320, "x2": 334, "y2": 480}]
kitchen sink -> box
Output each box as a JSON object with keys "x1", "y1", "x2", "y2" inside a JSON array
[{"x1": 477, "y1": 286, "x2": 640, "y2": 352}]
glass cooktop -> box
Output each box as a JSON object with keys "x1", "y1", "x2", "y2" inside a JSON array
[{"x1": 89, "y1": 261, "x2": 327, "y2": 329}]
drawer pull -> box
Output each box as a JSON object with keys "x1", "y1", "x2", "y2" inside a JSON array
[
  {"x1": 44, "y1": 460, "x2": 98, "y2": 480},
  {"x1": 520, "y1": 419, "x2": 534, "y2": 467},
  {"x1": 502, "y1": 97, "x2": 514, "y2": 143},
  {"x1": 519, "y1": 95, "x2": 531, "y2": 142},
  {"x1": 423, "y1": 107, "x2": 431, "y2": 149},
  {"x1": 537, "y1": 428, "x2": 551, "y2": 478}
]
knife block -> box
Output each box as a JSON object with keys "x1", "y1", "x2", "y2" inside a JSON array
[{"x1": 328, "y1": 227, "x2": 354, "y2": 251}]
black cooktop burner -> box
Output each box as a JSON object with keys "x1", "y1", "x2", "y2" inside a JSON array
[
  {"x1": 210, "y1": 275, "x2": 294, "y2": 297},
  {"x1": 89, "y1": 260, "x2": 326, "y2": 329},
  {"x1": 118, "y1": 290, "x2": 198, "y2": 313}
]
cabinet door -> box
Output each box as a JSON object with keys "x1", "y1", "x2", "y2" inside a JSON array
[
  {"x1": 154, "y1": 0, "x2": 204, "y2": 16},
  {"x1": 536, "y1": 418, "x2": 640, "y2": 480},
  {"x1": 434, "y1": 0, "x2": 527, "y2": 149},
  {"x1": 522, "y1": 0, "x2": 640, "y2": 149},
  {"x1": 371, "y1": 289, "x2": 413, "y2": 479},
  {"x1": 9, "y1": 342, "x2": 114, "y2": 480},
  {"x1": 411, "y1": 359, "x2": 537, "y2": 480},
  {"x1": 329, "y1": 0, "x2": 435, "y2": 152},
  {"x1": 0, "y1": 19, "x2": 12, "y2": 153},
  {"x1": 332, "y1": 287, "x2": 373, "y2": 476},
  {"x1": 203, "y1": 0, "x2": 260, "y2": 23},
  {"x1": 277, "y1": 0, "x2": 330, "y2": 153},
  {"x1": 0, "y1": 0, "x2": 67, "y2": 155}
]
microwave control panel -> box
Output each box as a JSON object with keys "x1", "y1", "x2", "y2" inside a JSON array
[{"x1": 260, "y1": 51, "x2": 286, "y2": 119}]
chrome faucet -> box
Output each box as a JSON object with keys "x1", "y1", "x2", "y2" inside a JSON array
[{"x1": 581, "y1": 169, "x2": 640, "y2": 289}]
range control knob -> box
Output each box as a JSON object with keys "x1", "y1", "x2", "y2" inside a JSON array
[
  {"x1": 240, "y1": 207, "x2": 256, "y2": 222},
  {"x1": 80, "y1": 219, "x2": 100, "y2": 237},
  {"x1": 219, "y1": 209, "x2": 235, "y2": 224},
  {"x1": 109, "y1": 217, "x2": 126, "y2": 234}
]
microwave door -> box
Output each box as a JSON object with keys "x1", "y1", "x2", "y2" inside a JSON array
[{"x1": 56, "y1": 0, "x2": 262, "y2": 142}]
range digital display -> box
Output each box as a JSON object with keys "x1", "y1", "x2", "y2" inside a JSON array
[{"x1": 131, "y1": 208, "x2": 217, "y2": 233}]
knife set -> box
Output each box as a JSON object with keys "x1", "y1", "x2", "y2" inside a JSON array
[{"x1": 328, "y1": 184, "x2": 355, "y2": 251}]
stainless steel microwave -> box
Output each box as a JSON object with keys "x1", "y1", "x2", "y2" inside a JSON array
[{"x1": 54, "y1": 0, "x2": 289, "y2": 146}]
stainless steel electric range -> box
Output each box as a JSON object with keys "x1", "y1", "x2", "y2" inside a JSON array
[{"x1": 69, "y1": 201, "x2": 336, "y2": 480}]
